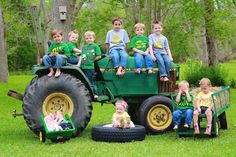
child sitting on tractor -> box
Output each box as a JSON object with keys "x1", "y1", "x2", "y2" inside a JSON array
[
  {"x1": 67, "y1": 30, "x2": 82, "y2": 66},
  {"x1": 43, "y1": 29, "x2": 70, "y2": 77},
  {"x1": 131, "y1": 23, "x2": 153, "y2": 74},
  {"x1": 105, "y1": 17, "x2": 130, "y2": 76}
]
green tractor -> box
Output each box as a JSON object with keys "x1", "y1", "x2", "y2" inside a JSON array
[{"x1": 9, "y1": 55, "x2": 179, "y2": 136}]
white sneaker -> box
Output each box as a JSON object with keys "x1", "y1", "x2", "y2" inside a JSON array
[
  {"x1": 173, "y1": 125, "x2": 178, "y2": 130},
  {"x1": 94, "y1": 95, "x2": 98, "y2": 99},
  {"x1": 184, "y1": 124, "x2": 189, "y2": 128}
]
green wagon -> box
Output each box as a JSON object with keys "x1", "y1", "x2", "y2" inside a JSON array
[
  {"x1": 39, "y1": 114, "x2": 76, "y2": 142},
  {"x1": 171, "y1": 86, "x2": 230, "y2": 137}
]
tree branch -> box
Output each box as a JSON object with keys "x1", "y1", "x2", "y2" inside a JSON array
[{"x1": 72, "y1": 0, "x2": 85, "y2": 23}]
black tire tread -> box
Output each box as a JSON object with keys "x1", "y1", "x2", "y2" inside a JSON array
[
  {"x1": 92, "y1": 124, "x2": 146, "y2": 142},
  {"x1": 23, "y1": 73, "x2": 92, "y2": 136}
]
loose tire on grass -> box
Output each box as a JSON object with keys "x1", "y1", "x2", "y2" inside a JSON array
[
  {"x1": 23, "y1": 73, "x2": 92, "y2": 136},
  {"x1": 91, "y1": 124, "x2": 146, "y2": 142},
  {"x1": 138, "y1": 96, "x2": 173, "y2": 134}
]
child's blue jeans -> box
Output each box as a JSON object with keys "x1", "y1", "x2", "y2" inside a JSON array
[
  {"x1": 43, "y1": 54, "x2": 66, "y2": 68},
  {"x1": 82, "y1": 69, "x2": 97, "y2": 95},
  {"x1": 134, "y1": 52, "x2": 153, "y2": 71},
  {"x1": 173, "y1": 109, "x2": 193, "y2": 125},
  {"x1": 109, "y1": 48, "x2": 128, "y2": 68},
  {"x1": 67, "y1": 57, "x2": 78, "y2": 64},
  {"x1": 154, "y1": 53, "x2": 171, "y2": 77}
]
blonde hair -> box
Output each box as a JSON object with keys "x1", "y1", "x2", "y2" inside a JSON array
[
  {"x1": 134, "y1": 23, "x2": 145, "y2": 30},
  {"x1": 68, "y1": 30, "x2": 78, "y2": 38},
  {"x1": 51, "y1": 29, "x2": 63, "y2": 37},
  {"x1": 152, "y1": 20, "x2": 163, "y2": 28},
  {"x1": 178, "y1": 80, "x2": 189, "y2": 88},
  {"x1": 84, "y1": 31, "x2": 96, "y2": 38},
  {"x1": 199, "y1": 78, "x2": 212, "y2": 87}
]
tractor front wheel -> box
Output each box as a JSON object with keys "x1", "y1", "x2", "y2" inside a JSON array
[{"x1": 23, "y1": 73, "x2": 92, "y2": 136}]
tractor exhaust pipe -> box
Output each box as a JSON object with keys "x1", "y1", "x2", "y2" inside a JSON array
[{"x1": 8, "y1": 90, "x2": 23, "y2": 101}]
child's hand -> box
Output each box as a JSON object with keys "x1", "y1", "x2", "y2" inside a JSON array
[
  {"x1": 143, "y1": 51, "x2": 148, "y2": 55},
  {"x1": 151, "y1": 55, "x2": 156, "y2": 61},
  {"x1": 169, "y1": 56, "x2": 173, "y2": 61},
  {"x1": 197, "y1": 107, "x2": 201, "y2": 113}
]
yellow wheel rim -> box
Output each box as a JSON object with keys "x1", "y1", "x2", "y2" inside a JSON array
[
  {"x1": 147, "y1": 104, "x2": 172, "y2": 131},
  {"x1": 42, "y1": 92, "x2": 74, "y2": 116}
]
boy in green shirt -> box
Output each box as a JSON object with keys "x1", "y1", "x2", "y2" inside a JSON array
[
  {"x1": 131, "y1": 23, "x2": 153, "y2": 74},
  {"x1": 78, "y1": 31, "x2": 101, "y2": 98},
  {"x1": 173, "y1": 80, "x2": 194, "y2": 129},
  {"x1": 67, "y1": 31, "x2": 82, "y2": 66},
  {"x1": 43, "y1": 29, "x2": 70, "y2": 77}
]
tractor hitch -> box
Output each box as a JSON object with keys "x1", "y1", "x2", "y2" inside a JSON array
[
  {"x1": 12, "y1": 110, "x2": 23, "y2": 118},
  {"x1": 8, "y1": 90, "x2": 23, "y2": 101}
]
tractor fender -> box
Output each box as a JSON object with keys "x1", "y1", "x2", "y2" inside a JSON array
[{"x1": 32, "y1": 65, "x2": 94, "y2": 98}]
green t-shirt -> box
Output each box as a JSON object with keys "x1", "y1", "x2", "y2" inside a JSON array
[
  {"x1": 48, "y1": 42, "x2": 70, "y2": 58},
  {"x1": 176, "y1": 94, "x2": 194, "y2": 110},
  {"x1": 81, "y1": 43, "x2": 101, "y2": 69},
  {"x1": 67, "y1": 42, "x2": 78, "y2": 58},
  {"x1": 130, "y1": 35, "x2": 149, "y2": 52}
]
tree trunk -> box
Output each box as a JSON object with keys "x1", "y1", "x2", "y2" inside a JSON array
[
  {"x1": 201, "y1": 28, "x2": 209, "y2": 66},
  {"x1": 0, "y1": 8, "x2": 8, "y2": 82},
  {"x1": 51, "y1": 0, "x2": 77, "y2": 41},
  {"x1": 203, "y1": 0, "x2": 218, "y2": 66},
  {"x1": 156, "y1": 0, "x2": 162, "y2": 21},
  {"x1": 41, "y1": 0, "x2": 50, "y2": 54}
]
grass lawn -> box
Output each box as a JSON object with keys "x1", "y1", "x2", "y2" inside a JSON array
[{"x1": 0, "y1": 62, "x2": 236, "y2": 157}]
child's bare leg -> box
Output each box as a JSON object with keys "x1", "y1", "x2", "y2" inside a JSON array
[
  {"x1": 193, "y1": 110, "x2": 200, "y2": 134},
  {"x1": 55, "y1": 68, "x2": 61, "y2": 77},
  {"x1": 116, "y1": 66, "x2": 122, "y2": 75},
  {"x1": 48, "y1": 68, "x2": 54, "y2": 77},
  {"x1": 205, "y1": 109, "x2": 212, "y2": 135}
]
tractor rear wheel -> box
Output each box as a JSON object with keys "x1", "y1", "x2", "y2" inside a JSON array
[
  {"x1": 138, "y1": 96, "x2": 173, "y2": 134},
  {"x1": 23, "y1": 73, "x2": 92, "y2": 136}
]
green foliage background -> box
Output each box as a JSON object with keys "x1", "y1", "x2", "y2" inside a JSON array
[{"x1": 0, "y1": 0, "x2": 235, "y2": 71}]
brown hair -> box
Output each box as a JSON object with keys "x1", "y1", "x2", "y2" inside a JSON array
[
  {"x1": 152, "y1": 20, "x2": 163, "y2": 28},
  {"x1": 112, "y1": 17, "x2": 123, "y2": 24},
  {"x1": 51, "y1": 29, "x2": 63, "y2": 37},
  {"x1": 134, "y1": 23, "x2": 145, "y2": 30},
  {"x1": 84, "y1": 31, "x2": 96, "y2": 38}
]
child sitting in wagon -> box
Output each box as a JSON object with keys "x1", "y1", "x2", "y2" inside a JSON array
[
  {"x1": 193, "y1": 78, "x2": 214, "y2": 135},
  {"x1": 173, "y1": 80, "x2": 194, "y2": 130}
]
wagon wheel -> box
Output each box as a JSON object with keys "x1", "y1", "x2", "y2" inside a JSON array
[
  {"x1": 39, "y1": 131, "x2": 46, "y2": 142},
  {"x1": 138, "y1": 96, "x2": 173, "y2": 134},
  {"x1": 23, "y1": 73, "x2": 92, "y2": 136}
]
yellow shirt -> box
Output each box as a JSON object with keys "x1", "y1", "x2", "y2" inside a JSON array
[{"x1": 196, "y1": 91, "x2": 213, "y2": 107}]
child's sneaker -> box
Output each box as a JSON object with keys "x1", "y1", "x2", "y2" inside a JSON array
[
  {"x1": 173, "y1": 125, "x2": 178, "y2": 130},
  {"x1": 194, "y1": 124, "x2": 200, "y2": 134},
  {"x1": 184, "y1": 124, "x2": 189, "y2": 128},
  {"x1": 94, "y1": 95, "x2": 98, "y2": 99}
]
